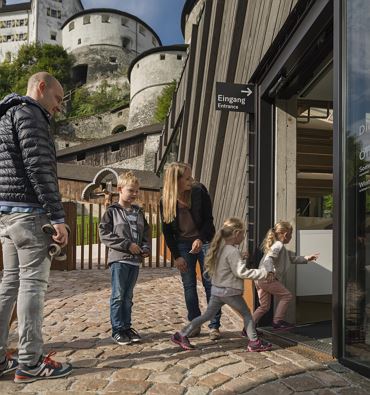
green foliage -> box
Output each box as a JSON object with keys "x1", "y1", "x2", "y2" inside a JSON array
[
  {"x1": 0, "y1": 43, "x2": 73, "y2": 98},
  {"x1": 154, "y1": 80, "x2": 176, "y2": 123},
  {"x1": 68, "y1": 80, "x2": 129, "y2": 118},
  {"x1": 322, "y1": 194, "x2": 333, "y2": 216}
]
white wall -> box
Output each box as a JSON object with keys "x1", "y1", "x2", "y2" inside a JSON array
[
  {"x1": 35, "y1": 0, "x2": 83, "y2": 46},
  {"x1": 0, "y1": 9, "x2": 29, "y2": 61},
  {"x1": 62, "y1": 11, "x2": 159, "y2": 54}
]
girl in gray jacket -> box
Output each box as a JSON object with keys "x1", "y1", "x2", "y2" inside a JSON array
[
  {"x1": 171, "y1": 218, "x2": 273, "y2": 352},
  {"x1": 253, "y1": 221, "x2": 319, "y2": 330}
]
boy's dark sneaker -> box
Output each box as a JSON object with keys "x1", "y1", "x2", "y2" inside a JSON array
[
  {"x1": 125, "y1": 328, "x2": 141, "y2": 343},
  {"x1": 112, "y1": 332, "x2": 131, "y2": 345},
  {"x1": 247, "y1": 338, "x2": 273, "y2": 352},
  {"x1": 272, "y1": 320, "x2": 295, "y2": 331},
  {"x1": 171, "y1": 332, "x2": 195, "y2": 351},
  {"x1": 0, "y1": 352, "x2": 18, "y2": 377},
  {"x1": 14, "y1": 352, "x2": 72, "y2": 383}
]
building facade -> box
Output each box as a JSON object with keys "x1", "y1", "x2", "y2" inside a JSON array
[
  {"x1": 0, "y1": 0, "x2": 83, "y2": 62},
  {"x1": 156, "y1": 0, "x2": 370, "y2": 377}
]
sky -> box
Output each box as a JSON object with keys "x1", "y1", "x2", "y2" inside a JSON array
[{"x1": 8, "y1": 0, "x2": 185, "y2": 45}]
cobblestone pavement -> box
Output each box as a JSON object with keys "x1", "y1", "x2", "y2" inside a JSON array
[{"x1": 1, "y1": 268, "x2": 370, "y2": 394}]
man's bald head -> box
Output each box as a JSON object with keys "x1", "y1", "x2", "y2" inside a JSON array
[{"x1": 26, "y1": 72, "x2": 64, "y2": 116}]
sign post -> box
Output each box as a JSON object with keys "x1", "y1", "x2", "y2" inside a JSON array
[{"x1": 216, "y1": 82, "x2": 255, "y2": 113}]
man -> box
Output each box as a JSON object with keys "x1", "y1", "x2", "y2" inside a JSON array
[{"x1": 0, "y1": 72, "x2": 71, "y2": 383}]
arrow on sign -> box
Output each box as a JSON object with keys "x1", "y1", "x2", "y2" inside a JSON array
[{"x1": 241, "y1": 87, "x2": 253, "y2": 96}]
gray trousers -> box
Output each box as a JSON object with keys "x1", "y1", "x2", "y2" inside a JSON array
[
  {"x1": 180, "y1": 294, "x2": 258, "y2": 341},
  {"x1": 0, "y1": 212, "x2": 51, "y2": 366}
]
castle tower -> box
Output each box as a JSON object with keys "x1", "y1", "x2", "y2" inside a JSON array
[
  {"x1": 61, "y1": 8, "x2": 161, "y2": 85},
  {"x1": 127, "y1": 45, "x2": 187, "y2": 130}
]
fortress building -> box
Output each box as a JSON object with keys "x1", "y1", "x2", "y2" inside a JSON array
[
  {"x1": 0, "y1": 0, "x2": 83, "y2": 62},
  {"x1": 61, "y1": 8, "x2": 162, "y2": 85}
]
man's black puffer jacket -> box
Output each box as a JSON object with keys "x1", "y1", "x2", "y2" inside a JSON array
[{"x1": 0, "y1": 93, "x2": 64, "y2": 222}]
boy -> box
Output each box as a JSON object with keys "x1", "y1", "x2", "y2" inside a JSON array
[{"x1": 99, "y1": 171, "x2": 150, "y2": 345}]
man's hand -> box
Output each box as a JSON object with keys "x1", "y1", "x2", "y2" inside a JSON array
[
  {"x1": 129, "y1": 243, "x2": 142, "y2": 255},
  {"x1": 52, "y1": 223, "x2": 69, "y2": 247},
  {"x1": 141, "y1": 248, "x2": 150, "y2": 258},
  {"x1": 175, "y1": 257, "x2": 188, "y2": 273},
  {"x1": 190, "y1": 239, "x2": 203, "y2": 254}
]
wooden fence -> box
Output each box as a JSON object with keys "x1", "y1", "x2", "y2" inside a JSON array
[{"x1": 0, "y1": 201, "x2": 174, "y2": 271}]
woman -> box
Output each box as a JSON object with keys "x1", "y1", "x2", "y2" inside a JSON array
[{"x1": 160, "y1": 162, "x2": 222, "y2": 340}]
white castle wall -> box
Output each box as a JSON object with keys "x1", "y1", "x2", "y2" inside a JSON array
[
  {"x1": 128, "y1": 48, "x2": 187, "y2": 130},
  {"x1": 62, "y1": 11, "x2": 159, "y2": 54}
]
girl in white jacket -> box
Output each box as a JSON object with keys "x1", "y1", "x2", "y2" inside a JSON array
[
  {"x1": 171, "y1": 218, "x2": 273, "y2": 352},
  {"x1": 253, "y1": 221, "x2": 319, "y2": 330}
]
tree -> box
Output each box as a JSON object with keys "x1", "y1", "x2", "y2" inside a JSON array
[
  {"x1": 154, "y1": 81, "x2": 177, "y2": 123},
  {"x1": 0, "y1": 43, "x2": 73, "y2": 98}
]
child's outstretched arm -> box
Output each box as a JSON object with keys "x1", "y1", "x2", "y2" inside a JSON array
[{"x1": 228, "y1": 249, "x2": 268, "y2": 280}]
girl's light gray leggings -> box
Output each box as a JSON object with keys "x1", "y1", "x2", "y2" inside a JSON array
[{"x1": 180, "y1": 294, "x2": 258, "y2": 341}]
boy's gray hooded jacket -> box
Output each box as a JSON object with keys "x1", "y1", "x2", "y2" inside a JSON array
[{"x1": 99, "y1": 203, "x2": 150, "y2": 265}]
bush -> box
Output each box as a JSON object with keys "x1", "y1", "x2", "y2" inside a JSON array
[
  {"x1": 0, "y1": 43, "x2": 73, "y2": 98},
  {"x1": 154, "y1": 80, "x2": 176, "y2": 123}
]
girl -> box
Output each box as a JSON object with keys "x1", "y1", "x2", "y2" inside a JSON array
[
  {"x1": 252, "y1": 221, "x2": 319, "y2": 330},
  {"x1": 171, "y1": 218, "x2": 273, "y2": 352},
  {"x1": 160, "y1": 162, "x2": 222, "y2": 340}
]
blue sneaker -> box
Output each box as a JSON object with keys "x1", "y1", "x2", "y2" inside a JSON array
[
  {"x1": 14, "y1": 352, "x2": 72, "y2": 383},
  {"x1": 0, "y1": 352, "x2": 18, "y2": 377}
]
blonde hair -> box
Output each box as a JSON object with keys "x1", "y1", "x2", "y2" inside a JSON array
[
  {"x1": 117, "y1": 171, "x2": 139, "y2": 188},
  {"x1": 204, "y1": 218, "x2": 245, "y2": 276},
  {"x1": 261, "y1": 221, "x2": 293, "y2": 254},
  {"x1": 162, "y1": 162, "x2": 191, "y2": 223}
]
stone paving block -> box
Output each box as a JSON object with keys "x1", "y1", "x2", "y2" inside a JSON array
[
  {"x1": 294, "y1": 359, "x2": 325, "y2": 370},
  {"x1": 103, "y1": 379, "x2": 151, "y2": 394},
  {"x1": 315, "y1": 389, "x2": 338, "y2": 395},
  {"x1": 206, "y1": 356, "x2": 239, "y2": 368},
  {"x1": 70, "y1": 377, "x2": 109, "y2": 391},
  {"x1": 146, "y1": 383, "x2": 186, "y2": 395},
  {"x1": 177, "y1": 356, "x2": 204, "y2": 369},
  {"x1": 185, "y1": 385, "x2": 211, "y2": 395},
  {"x1": 148, "y1": 366, "x2": 187, "y2": 384},
  {"x1": 18, "y1": 377, "x2": 74, "y2": 392},
  {"x1": 218, "y1": 361, "x2": 253, "y2": 378},
  {"x1": 135, "y1": 360, "x2": 173, "y2": 371},
  {"x1": 269, "y1": 362, "x2": 305, "y2": 377},
  {"x1": 311, "y1": 370, "x2": 350, "y2": 387},
  {"x1": 111, "y1": 368, "x2": 151, "y2": 381},
  {"x1": 240, "y1": 369, "x2": 277, "y2": 385},
  {"x1": 282, "y1": 374, "x2": 326, "y2": 392},
  {"x1": 190, "y1": 362, "x2": 218, "y2": 377},
  {"x1": 197, "y1": 372, "x2": 231, "y2": 389},
  {"x1": 221, "y1": 375, "x2": 256, "y2": 393},
  {"x1": 244, "y1": 381, "x2": 293, "y2": 395}
]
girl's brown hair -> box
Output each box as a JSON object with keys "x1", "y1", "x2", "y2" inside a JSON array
[
  {"x1": 162, "y1": 162, "x2": 191, "y2": 223},
  {"x1": 261, "y1": 221, "x2": 293, "y2": 254},
  {"x1": 204, "y1": 217, "x2": 245, "y2": 276}
]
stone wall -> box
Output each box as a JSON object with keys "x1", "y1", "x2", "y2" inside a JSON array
[{"x1": 54, "y1": 107, "x2": 129, "y2": 150}]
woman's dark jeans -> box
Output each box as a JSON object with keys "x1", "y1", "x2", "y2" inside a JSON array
[{"x1": 177, "y1": 241, "x2": 221, "y2": 329}]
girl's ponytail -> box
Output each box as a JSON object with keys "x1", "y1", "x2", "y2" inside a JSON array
[
  {"x1": 204, "y1": 230, "x2": 223, "y2": 276},
  {"x1": 261, "y1": 228, "x2": 276, "y2": 254}
]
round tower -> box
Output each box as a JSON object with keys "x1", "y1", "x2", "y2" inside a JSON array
[
  {"x1": 61, "y1": 8, "x2": 161, "y2": 84},
  {"x1": 127, "y1": 45, "x2": 188, "y2": 130}
]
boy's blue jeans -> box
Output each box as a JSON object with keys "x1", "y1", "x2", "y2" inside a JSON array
[
  {"x1": 177, "y1": 241, "x2": 221, "y2": 329},
  {"x1": 110, "y1": 262, "x2": 139, "y2": 336}
]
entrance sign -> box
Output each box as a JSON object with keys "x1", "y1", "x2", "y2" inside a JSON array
[{"x1": 216, "y1": 82, "x2": 255, "y2": 113}]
